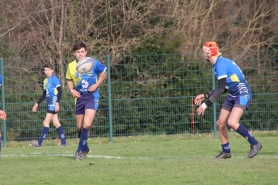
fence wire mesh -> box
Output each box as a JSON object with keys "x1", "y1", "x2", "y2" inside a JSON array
[{"x1": 1, "y1": 52, "x2": 278, "y2": 142}]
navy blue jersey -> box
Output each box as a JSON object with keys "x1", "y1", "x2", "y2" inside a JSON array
[
  {"x1": 213, "y1": 57, "x2": 251, "y2": 96},
  {"x1": 43, "y1": 75, "x2": 61, "y2": 106}
]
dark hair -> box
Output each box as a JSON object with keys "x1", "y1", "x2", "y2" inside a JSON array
[
  {"x1": 73, "y1": 41, "x2": 87, "y2": 52},
  {"x1": 44, "y1": 64, "x2": 54, "y2": 70}
]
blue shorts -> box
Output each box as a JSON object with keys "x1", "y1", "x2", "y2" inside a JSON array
[
  {"x1": 75, "y1": 95, "x2": 99, "y2": 115},
  {"x1": 222, "y1": 94, "x2": 252, "y2": 111},
  {"x1": 46, "y1": 98, "x2": 58, "y2": 114},
  {"x1": 46, "y1": 108, "x2": 57, "y2": 114}
]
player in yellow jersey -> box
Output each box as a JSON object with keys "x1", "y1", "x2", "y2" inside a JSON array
[{"x1": 66, "y1": 42, "x2": 107, "y2": 160}]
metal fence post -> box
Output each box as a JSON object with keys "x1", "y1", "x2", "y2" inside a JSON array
[
  {"x1": 106, "y1": 55, "x2": 113, "y2": 143},
  {"x1": 0, "y1": 58, "x2": 6, "y2": 147},
  {"x1": 211, "y1": 66, "x2": 217, "y2": 138}
]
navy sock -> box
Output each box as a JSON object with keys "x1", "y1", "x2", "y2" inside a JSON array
[
  {"x1": 236, "y1": 124, "x2": 258, "y2": 145},
  {"x1": 38, "y1": 127, "x2": 49, "y2": 145},
  {"x1": 77, "y1": 128, "x2": 89, "y2": 152},
  {"x1": 222, "y1": 142, "x2": 230, "y2": 153},
  {"x1": 57, "y1": 126, "x2": 66, "y2": 145}
]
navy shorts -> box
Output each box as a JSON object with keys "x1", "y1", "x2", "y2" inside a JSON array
[
  {"x1": 46, "y1": 97, "x2": 58, "y2": 114},
  {"x1": 75, "y1": 95, "x2": 99, "y2": 115},
  {"x1": 46, "y1": 103, "x2": 58, "y2": 114},
  {"x1": 222, "y1": 94, "x2": 252, "y2": 111}
]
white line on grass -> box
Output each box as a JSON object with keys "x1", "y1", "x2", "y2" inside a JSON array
[
  {"x1": 1, "y1": 153, "x2": 278, "y2": 159},
  {"x1": 1, "y1": 153, "x2": 151, "y2": 160}
]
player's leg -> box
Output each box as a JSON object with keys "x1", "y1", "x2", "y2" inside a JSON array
[
  {"x1": 228, "y1": 95, "x2": 262, "y2": 158},
  {"x1": 39, "y1": 113, "x2": 53, "y2": 145},
  {"x1": 76, "y1": 115, "x2": 83, "y2": 138},
  {"x1": 75, "y1": 97, "x2": 86, "y2": 138},
  {"x1": 30, "y1": 113, "x2": 53, "y2": 147},
  {"x1": 75, "y1": 96, "x2": 87, "y2": 160},
  {"x1": 76, "y1": 109, "x2": 96, "y2": 158},
  {"x1": 75, "y1": 95, "x2": 83, "y2": 138},
  {"x1": 217, "y1": 108, "x2": 230, "y2": 144},
  {"x1": 215, "y1": 108, "x2": 231, "y2": 159},
  {"x1": 77, "y1": 109, "x2": 96, "y2": 151},
  {"x1": 52, "y1": 113, "x2": 67, "y2": 146},
  {"x1": 215, "y1": 95, "x2": 235, "y2": 159},
  {"x1": 76, "y1": 96, "x2": 98, "y2": 160}
]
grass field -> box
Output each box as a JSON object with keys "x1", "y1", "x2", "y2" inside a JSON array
[{"x1": 0, "y1": 131, "x2": 278, "y2": 185}]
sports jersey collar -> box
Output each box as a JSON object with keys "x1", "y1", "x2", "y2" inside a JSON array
[
  {"x1": 214, "y1": 56, "x2": 222, "y2": 64},
  {"x1": 46, "y1": 75, "x2": 54, "y2": 79}
]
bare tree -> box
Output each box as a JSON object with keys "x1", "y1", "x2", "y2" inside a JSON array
[
  {"x1": 1, "y1": 0, "x2": 170, "y2": 63},
  {"x1": 0, "y1": 0, "x2": 277, "y2": 67},
  {"x1": 172, "y1": 0, "x2": 278, "y2": 61}
]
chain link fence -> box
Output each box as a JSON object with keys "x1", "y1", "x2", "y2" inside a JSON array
[{"x1": 1, "y1": 51, "x2": 278, "y2": 144}]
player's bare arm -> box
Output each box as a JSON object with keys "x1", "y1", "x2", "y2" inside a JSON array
[
  {"x1": 67, "y1": 80, "x2": 80, "y2": 98},
  {"x1": 88, "y1": 71, "x2": 107, "y2": 92},
  {"x1": 194, "y1": 94, "x2": 205, "y2": 105},
  {"x1": 0, "y1": 110, "x2": 7, "y2": 120},
  {"x1": 32, "y1": 103, "x2": 38, "y2": 112},
  {"x1": 196, "y1": 105, "x2": 206, "y2": 116}
]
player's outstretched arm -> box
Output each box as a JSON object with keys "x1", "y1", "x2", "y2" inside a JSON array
[
  {"x1": 0, "y1": 110, "x2": 7, "y2": 120},
  {"x1": 194, "y1": 94, "x2": 205, "y2": 106}
]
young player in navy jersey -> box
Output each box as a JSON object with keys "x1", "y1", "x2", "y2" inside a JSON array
[
  {"x1": 66, "y1": 42, "x2": 107, "y2": 160},
  {"x1": 194, "y1": 41, "x2": 262, "y2": 159},
  {"x1": 29, "y1": 64, "x2": 67, "y2": 147}
]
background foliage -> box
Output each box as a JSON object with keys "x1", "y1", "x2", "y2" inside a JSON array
[
  {"x1": 0, "y1": 0, "x2": 278, "y2": 141},
  {"x1": 1, "y1": 51, "x2": 278, "y2": 141}
]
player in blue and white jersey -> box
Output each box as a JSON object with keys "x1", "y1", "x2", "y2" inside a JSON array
[
  {"x1": 29, "y1": 64, "x2": 67, "y2": 147},
  {"x1": 66, "y1": 42, "x2": 107, "y2": 161},
  {"x1": 194, "y1": 41, "x2": 262, "y2": 159}
]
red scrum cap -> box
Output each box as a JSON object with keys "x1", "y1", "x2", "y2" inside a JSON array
[{"x1": 202, "y1": 41, "x2": 219, "y2": 59}]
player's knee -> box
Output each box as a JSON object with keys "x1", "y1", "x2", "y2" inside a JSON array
[
  {"x1": 83, "y1": 124, "x2": 92, "y2": 130},
  {"x1": 217, "y1": 120, "x2": 225, "y2": 130},
  {"x1": 53, "y1": 122, "x2": 61, "y2": 128},
  {"x1": 43, "y1": 121, "x2": 50, "y2": 127},
  {"x1": 76, "y1": 122, "x2": 83, "y2": 130},
  {"x1": 227, "y1": 120, "x2": 238, "y2": 130}
]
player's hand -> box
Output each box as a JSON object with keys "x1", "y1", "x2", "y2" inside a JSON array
[
  {"x1": 0, "y1": 110, "x2": 7, "y2": 120},
  {"x1": 32, "y1": 103, "x2": 38, "y2": 112},
  {"x1": 196, "y1": 103, "x2": 207, "y2": 116},
  {"x1": 70, "y1": 89, "x2": 81, "y2": 98},
  {"x1": 88, "y1": 84, "x2": 98, "y2": 92},
  {"x1": 55, "y1": 102, "x2": 60, "y2": 112},
  {"x1": 194, "y1": 94, "x2": 205, "y2": 106}
]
